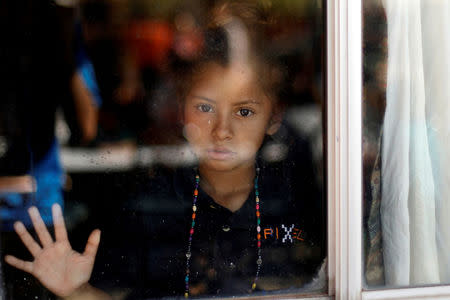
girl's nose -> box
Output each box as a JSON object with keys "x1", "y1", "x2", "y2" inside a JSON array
[{"x1": 211, "y1": 114, "x2": 233, "y2": 141}]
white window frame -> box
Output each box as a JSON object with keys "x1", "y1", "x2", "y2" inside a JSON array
[
  {"x1": 328, "y1": 0, "x2": 450, "y2": 299},
  {"x1": 326, "y1": 0, "x2": 362, "y2": 299}
]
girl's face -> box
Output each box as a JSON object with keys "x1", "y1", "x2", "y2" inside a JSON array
[{"x1": 183, "y1": 62, "x2": 280, "y2": 172}]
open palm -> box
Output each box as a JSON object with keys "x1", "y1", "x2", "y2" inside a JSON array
[{"x1": 5, "y1": 204, "x2": 101, "y2": 298}]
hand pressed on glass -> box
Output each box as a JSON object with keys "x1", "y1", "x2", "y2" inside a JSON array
[{"x1": 4, "y1": 204, "x2": 101, "y2": 298}]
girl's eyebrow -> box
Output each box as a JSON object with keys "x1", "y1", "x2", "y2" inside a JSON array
[
  {"x1": 192, "y1": 96, "x2": 261, "y2": 105},
  {"x1": 234, "y1": 99, "x2": 261, "y2": 105},
  {"x1": 192, "y1": 95, "x2": 216, "y2": 103}
]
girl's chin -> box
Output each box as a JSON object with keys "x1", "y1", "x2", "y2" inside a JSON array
[{"x1": 199, "y1": 160, "x2": 238, "y2": 172}]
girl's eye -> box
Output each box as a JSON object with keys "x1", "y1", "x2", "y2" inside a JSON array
[
  {"x1": 197, "y1": 104, "x2": 213, "y2": 113},
  {"x1": 237, "y1": 108, "x2": 254, "y2": 117}
]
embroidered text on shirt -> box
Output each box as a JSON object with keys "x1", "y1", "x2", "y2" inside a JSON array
[{"x1": 262, "y1": 224, "x2": 304, "y2": 243}]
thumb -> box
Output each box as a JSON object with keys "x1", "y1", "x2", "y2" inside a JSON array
[{"x1": 83, "y1": 229, "x2": 101, "y2": 259}]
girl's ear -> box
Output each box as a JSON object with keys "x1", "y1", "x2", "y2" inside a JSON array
[{"x1": 266, "y1": 108, "x2": 284, "y2": 136}]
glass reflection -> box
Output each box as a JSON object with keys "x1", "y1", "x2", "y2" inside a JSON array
[{"x1": 1, "y1": 0, "x2": 325, "y2": 298}]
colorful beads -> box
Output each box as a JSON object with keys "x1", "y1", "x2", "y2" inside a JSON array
[
  {"x1": 254, "y1": 168, "x2": 262, "y2": 288},
  {"x1": 185, "y1": 177, "x2": 200, "y2": 298},
  {"x1": 184, "y1": 169, "x2": 263, "y2": 298}
]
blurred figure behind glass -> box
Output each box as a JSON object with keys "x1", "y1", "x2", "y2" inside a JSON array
[{"x1": 0, "y1": 0, "x2": 101, "y2": 298}]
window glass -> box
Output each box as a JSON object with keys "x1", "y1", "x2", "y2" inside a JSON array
[
  {"x1": 0, "y1": 0, "x2": 326, "y2": 298},
  {"x1": 363, "y1": 0, "x2": 450, "y2": 289}
]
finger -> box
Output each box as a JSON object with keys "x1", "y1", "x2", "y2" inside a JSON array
[
  {"x1": 83, "y1": 229, "x2": 101, "y2": 259},
  {"x1": 13, "y1": 221, "x2": 42, "y2": 257},
  {"x1": 4, "y1": 255, "x2": 34, "y2": 274},
  {"x1": 28, "y1": 206, "x2": 53, "y2": 247},
  {"x1": 52, "y1": 204, "x2": 68, "y2": 242}
]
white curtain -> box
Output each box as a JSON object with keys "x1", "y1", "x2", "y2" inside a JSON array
[{"x1": 381, "y1": 0, "x2": 450, "y2": 286}]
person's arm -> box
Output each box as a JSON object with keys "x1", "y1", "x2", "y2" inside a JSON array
[
  {"x1": 64, "y1": 283, "x2": 110, "y2": 300},
  {"x1": 71, "y1": 71, "x2": 99, "y2": 145},
  {"x1": 0, "y1": 175, "x2": 35, "y2": 193},
  {"x1": 4, "y1": 204, "x2": 111, "y2": 300}
]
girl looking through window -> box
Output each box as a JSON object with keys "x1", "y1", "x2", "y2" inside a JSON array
[{"x1": 5, "y1": 1, "x2": 326, "y2": 298}]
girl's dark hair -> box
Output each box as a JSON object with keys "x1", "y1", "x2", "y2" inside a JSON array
[{"x1": 173, "y1": 0, "x2": 288, "y2": 105}]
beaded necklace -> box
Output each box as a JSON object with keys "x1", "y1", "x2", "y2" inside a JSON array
[{"x1": 184, "y1": 168, "x2": 262, "y2": 298}]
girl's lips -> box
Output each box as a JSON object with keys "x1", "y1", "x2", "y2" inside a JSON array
[{"x1": 206, "y1": 148, "x2": 236, "y2": 160}]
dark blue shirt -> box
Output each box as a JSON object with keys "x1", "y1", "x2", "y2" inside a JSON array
[{"x1": 92, "y1": 136, "x2": 325, "y2": 298}]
